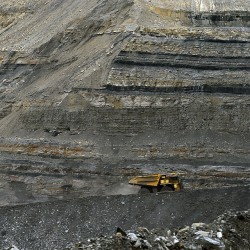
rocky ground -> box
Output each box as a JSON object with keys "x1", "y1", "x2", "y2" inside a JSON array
[
  {"x1": 66, "y1": 209, "x2": 250, "y2": 250},
  {"x1": 0, "y1": 186, "x2": 249, "y2": 249}
]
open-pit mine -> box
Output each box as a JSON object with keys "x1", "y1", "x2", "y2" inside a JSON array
[{"x1": 0, "y1": 0, "x2": 249, "y2": 249}]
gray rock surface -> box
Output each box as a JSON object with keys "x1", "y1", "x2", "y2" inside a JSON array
[
  {"x1": 67, "y1": 209, "x2": 249, "y2": 250},
  {"x1": 0, "y1": 0, "x2": 249, "y2": 165},
  {"x1": 0, "y1": 1, "x2": 249, "y2": 249},
  {"x1": 0, "y1": 186, "x2": 249, "y2": 249}
]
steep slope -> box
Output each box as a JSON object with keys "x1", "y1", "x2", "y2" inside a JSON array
[
  {"x1": 0, "y1": 0, "x2": 249, "y2": 204},
  {"x1": 0, "y1": 0, "x2": 133, "y2": 132}
]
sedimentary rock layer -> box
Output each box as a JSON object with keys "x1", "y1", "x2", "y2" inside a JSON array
[{"x1": 0, "y1": 0, "x2": 249, "y2": 165}]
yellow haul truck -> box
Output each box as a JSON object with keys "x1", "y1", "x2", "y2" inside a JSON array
[{"x1": 129, "y1": 174, "x2": 182, "y2": 194}]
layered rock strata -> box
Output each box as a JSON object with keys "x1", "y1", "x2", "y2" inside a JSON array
[{"x1": 0, "y1": 0, "x2": 249, "y2": 184}]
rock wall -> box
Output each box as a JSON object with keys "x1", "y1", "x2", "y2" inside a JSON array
[
  {"x1": 0, "y1": 0, "x2": 249, "y2": 169},
  {"x1": 16, "y1": 89, "x2": 250, "y2": 164}
]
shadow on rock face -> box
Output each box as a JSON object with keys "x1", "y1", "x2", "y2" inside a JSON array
[{"x1": 9, "y1": 181, "x2": 35, "y2": 203}]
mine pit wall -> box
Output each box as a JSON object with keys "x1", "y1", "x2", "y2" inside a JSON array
[
  {"x1": 190, "y1": 11, "x2": 250, "y2": 27},
  {"x1": 18, "y1": 90, "x2": 250, "y2": 164},
  {"x1": 13, "y1": 21, "x2": 250, "y2": 165},
  {"x1": 0, "y1": 2, "x2": 249, "y2": 165},
  {"x1": 0, "y1": 186, "x2": 249, "y2": 250},
  {"x1": 108, "y1": 35, "x2": 250, "y2": 89}
]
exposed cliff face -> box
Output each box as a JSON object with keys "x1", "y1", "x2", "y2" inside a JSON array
[
  {"x1": 0, "y1": 2, "x2": 249, "y2": 247},
  {"x1": 0, "y1": 0, "x2": 249, "y2": 168}
]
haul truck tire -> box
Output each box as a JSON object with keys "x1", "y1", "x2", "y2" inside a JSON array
[
  {"x1": 160, "y1": 185, "x2": 173, "y2": 192},
  {"x1": 138, "y1": 186, "x2": 152, "y2": 194}
]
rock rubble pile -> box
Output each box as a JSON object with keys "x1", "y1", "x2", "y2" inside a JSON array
[{"x1": 65, "y1": 210, "x2": 250, "y2": 250}]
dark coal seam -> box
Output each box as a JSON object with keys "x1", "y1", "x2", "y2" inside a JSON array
[
  {"x1": 200, "y1": 39, "x2": 249, "y2": 44},
  {"x1": 113, "y1": 59, "x2": 250, "y2": 70},
  {"x1": 104, "y1": 84, "x2": 250, "y2": 95},
  {"x1": 118, "y1": 50, "x2": 250, "y2": 60},
  {"x1": 137, "y1": 34, "x2": 250, "y2": 44}
]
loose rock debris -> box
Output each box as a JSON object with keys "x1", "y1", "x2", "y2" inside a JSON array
[{"x1": 65, "y1": 209, "x2": 250, "y2": 250}]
